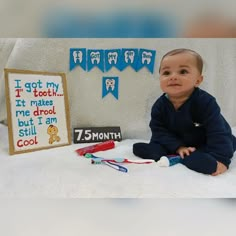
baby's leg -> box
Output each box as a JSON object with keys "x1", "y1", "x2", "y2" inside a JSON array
[
  {"x1": 182, "y1": 150, "x2": 218, "y2": 174},
  {"x1": 133, "y1": 142, "x2": 168, "y2": 161}
]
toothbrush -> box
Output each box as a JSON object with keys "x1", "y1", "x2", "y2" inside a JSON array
[
  {"x1": 92, "y1": 158, "x2": 155, "y2": 164},
  {"x1": 102, "y1": 161, "x2": 128, "y2": 173},
  {"x1": 84, "y1": 153, "x2": 128, "y2": 173},
  {"x1": 85, "y1": 154, "x2": 155, "y2": 164}
]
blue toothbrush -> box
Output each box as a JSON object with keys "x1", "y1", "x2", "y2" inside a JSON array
[{"x1": 84, "y1": 153, "x2": 128, "y2": 173}]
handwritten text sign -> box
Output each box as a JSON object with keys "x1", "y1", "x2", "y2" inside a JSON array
[{"x1": 4, "y1": 69, "x2": 71, "y2": 155}]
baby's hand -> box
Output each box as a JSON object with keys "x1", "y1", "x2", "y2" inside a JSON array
[{"x1": 176, "y1": 146, "x2": 196, "y2": 158}]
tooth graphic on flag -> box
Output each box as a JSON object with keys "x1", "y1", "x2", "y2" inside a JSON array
[
  {"x1": 102, "y1": 77, "x2": 119, "y2": 100},
  {"x1": 90, "y1": 51, "x2": 100, "y2": 64},
  {"x1": 121, "y1": 48, "x2": 139, "y2": 71},
  {"x1": 87, "y1": 49, "x2": 105, "y2": 72},
  {"x1": 106, "y1": 78, "x2": 115, "y2": 91},
  {"x1": 108, "y1": 52, "x2": 118, "y2": 64},
  {"x1": 70, "y1": 48, "x2": 87, "y2": 71},
  {"x1": 141, "y1": 51, "x2": 152, "y2": 64},
  {"x1": 105, "y1": 49, "x2": 122, "y2": 72},
  {"x1": 124, "y1": 50, "x2": 135, "y2": 63},
  {"x1": 73, "y1": 50, "x2": 83, "y2": 63},
  {"x1": 137, "y1": 49, "x2": 156, "y2": 73}
]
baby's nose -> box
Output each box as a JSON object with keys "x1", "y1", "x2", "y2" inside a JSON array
[{"x1": 169, "y1": 74, "x2": 178, "y2": 80}]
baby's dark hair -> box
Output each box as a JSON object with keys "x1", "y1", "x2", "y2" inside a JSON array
[{"x1": 160, "y1": 48, "x2": 203, "y2": 74}]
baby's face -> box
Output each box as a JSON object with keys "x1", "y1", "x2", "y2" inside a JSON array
[{"x1": 159, "y1": 52, "x2": 203, "y2": 99}]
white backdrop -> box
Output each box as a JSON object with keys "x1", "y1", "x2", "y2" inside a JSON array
[{"x1": 0, "y1": 38, "x2": 235, "y2": 139}]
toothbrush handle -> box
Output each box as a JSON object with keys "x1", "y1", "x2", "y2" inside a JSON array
[{"x1": 105, "y1": 161, "x2": 128, "y2": 173}]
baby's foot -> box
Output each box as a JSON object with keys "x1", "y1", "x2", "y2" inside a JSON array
[{"x1": 211, "y1": 161, "x2": 227, "y2": 176}]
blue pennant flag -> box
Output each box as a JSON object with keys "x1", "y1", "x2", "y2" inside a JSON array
[
  {"x1": 102, "y1": 77, "x2": 119, "y2": 100},
  {"x1": 104, "y1": 49, "x2": 122, "y2": 72},
  {"x1": 87, "y1": 49, "x2": 104, "y2": 72},
  {"x1": 136, "y1": 49, "x2": 156, "y2": 74},
  {"x1": 70, "y1": 48, "x2": 87, "y2": 71},
  {"x1": 120, "y1": 48, "x2": 139, "y2": 71}
]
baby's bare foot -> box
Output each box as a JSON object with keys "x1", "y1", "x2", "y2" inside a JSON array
[{"x1": 211, "y1": 162, "x2": 227, "y2": 176}]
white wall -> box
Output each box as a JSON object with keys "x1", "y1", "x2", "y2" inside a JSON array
[{"x1": 0, "y1": 38, "x2": 235, "y2": 139}]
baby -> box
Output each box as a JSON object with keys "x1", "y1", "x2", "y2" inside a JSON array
[{"x1": 133, "y1": 48, "x2": 236, "y2": 176}]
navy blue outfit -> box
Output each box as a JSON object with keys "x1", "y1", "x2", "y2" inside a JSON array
[{"x1": 133, "y1": 88, "x2": 236, "y2": 174}]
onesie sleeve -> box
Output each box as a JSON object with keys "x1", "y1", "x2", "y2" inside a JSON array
[
  {"x1": 202, "y1": 97, "x2": 234, "y2": 166},
  {"x1": 149, "y1": 99, "x2": 185, "y2": 154}
]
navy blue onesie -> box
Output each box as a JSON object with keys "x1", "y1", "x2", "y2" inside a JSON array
[{"x1": 133, "y1": 88, "x2": 236, "y2": 174}]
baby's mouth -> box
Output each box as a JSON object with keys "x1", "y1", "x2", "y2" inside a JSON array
[{"x1": 168, "y1": 84, "x2": 181, "y2": 87}]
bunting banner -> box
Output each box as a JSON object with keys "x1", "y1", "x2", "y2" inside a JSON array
[
  {"x1": 69, "y1": 48, "x2": 156, "y2": 73},
  {"x1": 70, "y1": 48, "x2": 87, "y2": 71},
  {"x1": 120, "y1": 48, "x2": 139, "y2": 71},
  {"x1": 87, "y1": 49, "x2": 105, "y2": 72},
  {"x1": 104, "y1": 49, "x2": 122, "y2": 72},
  {"x1": 136, "y1": 49, "x2": 156, "y2": 74},
  {"x1": 102, "y1": 76, "x2": 119, "y2": 100}
]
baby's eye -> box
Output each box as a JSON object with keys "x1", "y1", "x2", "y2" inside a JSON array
[
  {"x1": 180, "y1": 69, "x2": 188, "y2": 74},
  {"x1": 162, "y1": 71, "x2": 170, "y2": 76}
]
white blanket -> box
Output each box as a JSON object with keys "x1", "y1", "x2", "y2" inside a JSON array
[{"x1": 0, "y1": 123, "x2": 236, "y2": 198}]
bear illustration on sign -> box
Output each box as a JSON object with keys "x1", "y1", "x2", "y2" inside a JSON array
[{"x1": 47, "y1": 125, "x2": 61, "y2": 144}]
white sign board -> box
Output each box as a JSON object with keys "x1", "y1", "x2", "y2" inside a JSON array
[{"x1": 5, "y1": 69, "x2": 71, "y2": 155}]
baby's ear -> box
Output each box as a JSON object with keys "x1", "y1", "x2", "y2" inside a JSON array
[{"x1": 195, "y1": 75, "x2": 203, "y2": 87}]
